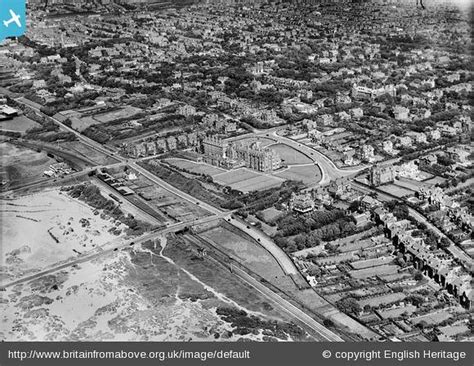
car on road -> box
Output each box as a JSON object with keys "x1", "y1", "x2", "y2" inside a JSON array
[{"x1": 129, "y1": 242, "x2": 135, "y2": 246}]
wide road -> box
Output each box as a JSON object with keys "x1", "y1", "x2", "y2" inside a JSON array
[{"x1": 253, "y1": 130, "x2": 364, "y2": 185}]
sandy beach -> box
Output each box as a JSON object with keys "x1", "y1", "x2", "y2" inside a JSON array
[{"x1": 1, "y1": 188, "x2": 128, "y2": 283}]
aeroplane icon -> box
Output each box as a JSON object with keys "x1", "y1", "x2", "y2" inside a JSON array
[{"x1": 3, "y1": 9, "x2": 21, "y2": 28}]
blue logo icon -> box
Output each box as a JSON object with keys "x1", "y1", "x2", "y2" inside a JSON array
[{"x1": 1, "y1": 0, "x2": 26, "y2": 42}]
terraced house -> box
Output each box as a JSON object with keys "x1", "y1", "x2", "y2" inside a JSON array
[{"x1": 374, "y1": 208, "x2": 473, "y2": 310}]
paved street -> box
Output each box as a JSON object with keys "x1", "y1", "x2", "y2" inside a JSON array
[{"x1": 253, "y1": 130, "x2": 365, "y2": 185}]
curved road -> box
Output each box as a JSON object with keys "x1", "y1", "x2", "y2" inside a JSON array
[{"x1": 254, "y1": 130, "x2": 365, "y2": 185}]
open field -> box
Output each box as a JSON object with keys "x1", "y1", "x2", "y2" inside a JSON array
[
  {"x1": 380, "y1": 184, "x2": 415, "y2": 198},
  {"x1": 199, "y1": 226, "x2": 286, "y2": 281},
  {"x1": 0, "y1": 115, "x2": 40, "y2": 133},
  {"x1": 0, "y1": 188, "x2": 128, "y2": 284},
  {"x1": 269, "y1": 143, "x2": 313, "y2": 165},
  {"x1": 165, "y1": 158, "x2": 226, "y2": 176},
  {"x1": 65, "y1": 106, "x2": 143, "y2": 131},
  {"x1": 357, "y1": 293, "x2": 406, "y2": 308},
  {"x1": 93, "y1": 106, "x2": 143, "y2": 124},
  {"x1": 0, "y1": 142, "x2": 57, "y2": 187},
  {"x1": 349, "y1": 264, "x2": 400, "y2": 279},
  {"x1": 213, "y1": 168, "x2": 283, "y2": 193},
  {"x1": 274, "y1": 165, "x2": 322, "y2": 185},
  {"x1": 350, "y1": 256, "x2": 393, "y2": 270},
  {"x1": 59, "y1": 141, "x2": 119, "y2": 166},
  {"x1": 393, "y1": 178, "x2": 430, "y2": 192}
]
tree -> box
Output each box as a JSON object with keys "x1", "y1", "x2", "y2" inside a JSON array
[
  {"x1": 439, "y1": 237, "x2": 451, "y2": 249},
  {"x1": 336, "y1": 297, "x2": 362, "y2": 315},
  {"x1": 414, "y1": 271, "x2": 424, "y2": 281},
  {"x1": 395, "y1": 254, "x2": 407, "y2": 268},
  {"x1": 323, "y1": 319, "x2": 335, "y2": 328},
  {"x1": 416, "y1": 320, "x2": 429, "y2": 330}
]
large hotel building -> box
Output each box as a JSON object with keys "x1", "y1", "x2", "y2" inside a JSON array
[{"x1": 202, "y1": 135, "x2": 281, "y2": 173}]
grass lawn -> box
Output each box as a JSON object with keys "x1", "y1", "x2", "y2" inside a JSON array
[
  {"x1": 233, "y1": 137, "x2": 276, "y2": 148},
  {"x1": 269, "y1": 143, "x2": 312, "y2": 165},
  {"x1": 165, "y1": 158, "x2": 226, "y2": 176},
  {"x1": 274, "y1": 165, "x2": 322, "y2": 185},
  {"x1": 0, "y1": 115, "x2": 40, "y2": 133},
  {"x1": 357, "y1": 293, "x2": 406, "y2": 308},
  {"x1": 213, "y1": 168, "x2": 260, "y2": 185},
  {"x1": 349, "y1": 264, "x2": 400, "y2": 279},
  {"x1": 199, "y1": 226, "x2": 286, "y2": 281},
  {"x1": 261, "y1": 207, "x2": 284, "y2": 222},
  {"x1": 231, "y1": 175, "x2": 284, "y2": 193},
  {"x1": 381, "y1": 184, "x2": 415, "y2": 198}
]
